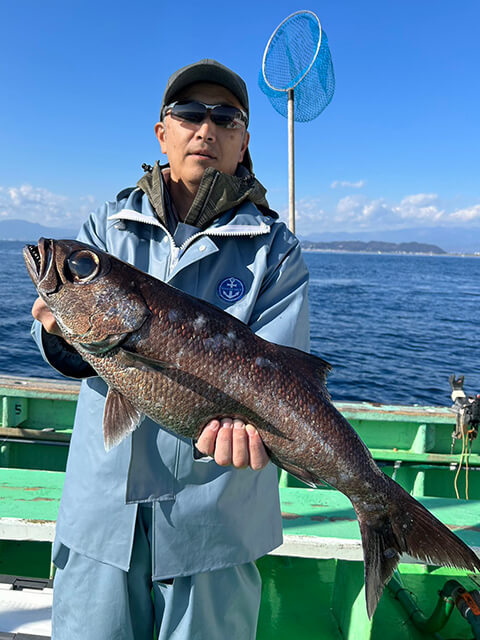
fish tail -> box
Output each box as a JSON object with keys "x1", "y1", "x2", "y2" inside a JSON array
[{"x1": 355, "y1": 476, "x2": 480, "y2": 619}]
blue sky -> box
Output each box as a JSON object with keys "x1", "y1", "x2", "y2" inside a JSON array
[{"x1": 1, "y1": 0, "x2": 479, "y2": 237}]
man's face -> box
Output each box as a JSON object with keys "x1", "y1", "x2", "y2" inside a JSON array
[{"x1": 155, "y1": 83, "x2": 250, "y2": 188}]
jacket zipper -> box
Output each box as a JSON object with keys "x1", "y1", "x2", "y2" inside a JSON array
[{"x1": 170, "y1": 223, "x2": 270, "y2": 274}]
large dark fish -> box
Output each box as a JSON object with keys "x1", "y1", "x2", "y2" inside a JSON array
[{"x1": 24, "y1": 238, "x2": 480, "y2": 617}]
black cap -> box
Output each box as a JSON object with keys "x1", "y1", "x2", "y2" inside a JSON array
[
  {"x1": 161, "y1": 59, "x2": 249, "y2": 119},
  {"x1": 160, "y1": 59, "x2": 252, "y2": 172}
]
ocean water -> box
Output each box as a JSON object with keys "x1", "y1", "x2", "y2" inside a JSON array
[
  {"x1": 305, "y1": 251, "x2": 480, "y2": 405},
  {"x1": 1, "y1": 241, "x2": 479, "y2": 406}
]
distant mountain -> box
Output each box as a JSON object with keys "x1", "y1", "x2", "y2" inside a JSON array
[
  {"x1": 0, "y1": 219, "x2": 78, "y2": 241},
  {"x1": 299, "y1": 227, "x2": 479, "y2": 254},
  {"x1": 302, "y1": 240, "x2": 446, "y2": 255}
]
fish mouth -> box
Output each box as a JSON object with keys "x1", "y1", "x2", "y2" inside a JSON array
[{"x1": 23, "y1": 238, "x2": 55, "y2": 287}]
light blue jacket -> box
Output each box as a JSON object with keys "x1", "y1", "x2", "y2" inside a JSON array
[{"x1": 33, "y1": 181, "x2": 310, "y2": 579}]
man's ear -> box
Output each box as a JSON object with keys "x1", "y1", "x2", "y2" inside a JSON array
[
  {"x1": 239, "y1": 131, "x2": 250, "y2": 163},
  {"x1": 155, "y1": 122, "x2": 167, "y2": 154}
]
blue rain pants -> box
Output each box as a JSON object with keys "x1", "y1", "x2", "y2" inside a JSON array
[{"x1": 51, "y1": 504, "x2": 262, "y2": 639}]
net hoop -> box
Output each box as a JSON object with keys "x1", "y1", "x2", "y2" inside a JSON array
[{"x1": 261, "y1": 10, "x2": 322, "y2": 93}]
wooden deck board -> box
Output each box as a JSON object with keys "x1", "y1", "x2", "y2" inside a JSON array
[{"x1": 0, "y1": 375, "x2": 81, "y2": 399}]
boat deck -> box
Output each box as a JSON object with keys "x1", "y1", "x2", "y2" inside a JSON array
[
  {"x1": 2, "y1": 468, "x2": 480, "y2": 563},
  {"x1": 2, "y1": 375, "x2": 480, "y2": 639}
]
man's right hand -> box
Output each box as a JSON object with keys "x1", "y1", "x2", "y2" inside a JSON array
[{"x1": 32, "y1": 297, "x2": 63, "y2": 336}]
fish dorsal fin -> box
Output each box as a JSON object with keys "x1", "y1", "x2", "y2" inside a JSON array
[
  {"x1": 103, "y1": 388, "x2": 143, "y2": 451},
  {"x1": 275, "y1": 344, "x2": 332, "y2": 399}
]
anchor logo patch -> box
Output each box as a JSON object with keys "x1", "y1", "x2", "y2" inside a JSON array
[{"x1": 217, "y1": 277, "x2": 246, "y2": 302}]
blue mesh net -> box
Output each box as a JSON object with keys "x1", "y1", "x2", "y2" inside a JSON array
[{"x1": 259, "y1": 12, "x2": 335, "y2": 122}]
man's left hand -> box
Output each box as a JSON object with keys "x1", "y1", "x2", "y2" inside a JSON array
[{"x1": 196, "y1": 418, "x2": 269, "y2": 470}]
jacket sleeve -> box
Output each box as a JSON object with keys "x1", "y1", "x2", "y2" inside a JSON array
[
  {"x1": 30, "y1": 201, "x2": 112, "y2": 378},
  {"x1": 30, "y1": 321, "x2": 96, "y2": 378},
  {"x1": 248, "y1": 222, "x2": 310, "y2": 352}
]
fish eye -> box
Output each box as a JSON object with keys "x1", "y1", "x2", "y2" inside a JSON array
[{"x1": 66, "y1": 250, "x2": 100, "y2": 282}]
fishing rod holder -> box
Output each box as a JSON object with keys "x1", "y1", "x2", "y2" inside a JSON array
[{"x1": 450, "y1": 374, "x2": 480, "y2": 446}]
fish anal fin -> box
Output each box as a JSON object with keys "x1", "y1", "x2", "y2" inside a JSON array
[
  {"x1": 103, "y1": 388, "x2": 143, "y2": 451},
  {"x1": 279, "y1": 460, "x2": 319, "y2": 488}
]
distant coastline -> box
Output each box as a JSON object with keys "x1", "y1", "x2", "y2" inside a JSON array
[
  {"x1": 301, "y1": 240, "x2": 479, "y2": 257},
  {"x1": 301, "y1": 240, "x2": 445, "y2": 254}
]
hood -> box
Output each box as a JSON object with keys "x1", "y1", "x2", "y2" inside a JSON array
[{"x1": 137, "y1": 162, "x2": 271, "y2": 230}]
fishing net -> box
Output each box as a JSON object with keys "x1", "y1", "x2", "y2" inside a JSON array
[{"x1": 259, "y1": 11, "x2": 335, "y2": 122}]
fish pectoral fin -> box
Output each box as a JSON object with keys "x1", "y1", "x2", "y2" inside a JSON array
[
  {"x1": 277, "y1": 459, "x2": 319, "y2": 488},
  {"x1": 118, "y1": 348, "x2": 178, "y2": 373},
  {"x1": 103, "y1": 388, "x2": 143, "y2": 451}
]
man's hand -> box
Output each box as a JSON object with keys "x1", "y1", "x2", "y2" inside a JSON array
[
  {"x1": 196, "y1": 418, "x2": 269, "y2": 470},
  {"x1": 32, "y1": 297, "x2": 63, "y2": 336}
]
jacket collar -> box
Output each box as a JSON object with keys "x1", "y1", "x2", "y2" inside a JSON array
[
  {"x1": 136, "y1": 162, "x2": 272, "y2": 230},
  {"x1": 108, "y1": 199, "x2": 272, "y2": 235}
]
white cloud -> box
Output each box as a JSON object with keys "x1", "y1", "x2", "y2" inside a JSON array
[
  {"x1": 277, "y1": 197, "x2": 329, "y2": 228},
  {"x1": 289, "y1": 192, "x2": 480, "y2": 235},
  {"x1": 331, "y1": 180, "x2": 366, "y2": 189},
  {"x1": 449, "y1": 204, "x2": 480, "y2": 222},
  {"x1": 334, "y1": 195, "x2": 393, "y2": 228},
  {"x1": 0, "y1": 184, "x2": 96, "y2": 228},
  {"x1": 392, "y1": 193, "x2": 445, "y2": 223}
]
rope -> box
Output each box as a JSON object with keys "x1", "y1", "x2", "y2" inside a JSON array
[{"x1": 454, "y1": 422, "x2": 466, "y2": 500}]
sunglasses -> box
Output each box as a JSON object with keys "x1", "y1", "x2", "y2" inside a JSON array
[{"x1": 163, "y1": 100, "x2": 248, "y2": 129}]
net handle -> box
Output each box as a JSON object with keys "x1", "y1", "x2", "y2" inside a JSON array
[
  {"x1": 261, "y1": 10, "x2": 323, "y2": 93},
  {"x1": 288, "y1": 89, "x2": 295, "y2": 234}
]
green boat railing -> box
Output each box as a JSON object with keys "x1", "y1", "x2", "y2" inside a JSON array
[{"x1": 2, "y1": 374, "x2": 480, "y2": 639}]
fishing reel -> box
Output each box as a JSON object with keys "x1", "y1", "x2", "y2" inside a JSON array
[{"x1": 450, "y1": 374, "x2": 480, "y2": 448}]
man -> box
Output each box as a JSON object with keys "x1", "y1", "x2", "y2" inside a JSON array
[{"x1": 32, "y1": 59, "x2": 310, "y2": 639}]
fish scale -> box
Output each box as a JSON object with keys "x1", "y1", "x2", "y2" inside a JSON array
[{"x1": 24, "y1": 237, "x2": 480, "y2": 619}]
